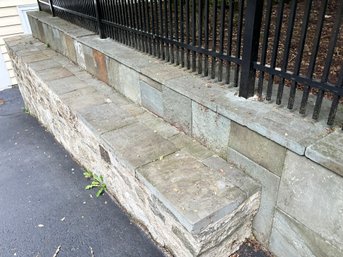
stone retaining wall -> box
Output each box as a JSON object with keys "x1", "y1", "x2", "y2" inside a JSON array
[{"x1": 18, "y1": 11, "x2": 343, "y2": 256}]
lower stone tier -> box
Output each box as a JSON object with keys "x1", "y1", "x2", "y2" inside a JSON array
[{"x1": 6, "y1": 35, "x2": 261, "y2": 257}]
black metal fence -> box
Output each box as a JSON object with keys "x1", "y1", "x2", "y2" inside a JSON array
[{"x1": 37, "y1": 0, "x2": 343, "y2": 126}]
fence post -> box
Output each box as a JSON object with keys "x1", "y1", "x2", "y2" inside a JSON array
[
  {"x1": 94, "y1": 0, "x2": 104, "y2": 39},
  {"x1": 239, "y1": 0, "x2": 264, "y2": 98},
  {"x1": 49, "y1": 0, "x2": 55, "y2": 16},
  {"x1": 37, "y1": 0, "x2": 41, "y2": 11}
]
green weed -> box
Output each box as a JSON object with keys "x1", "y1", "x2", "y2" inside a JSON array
[{"x1": 83, "y1": 170, "x2": 107, "y2": 197}]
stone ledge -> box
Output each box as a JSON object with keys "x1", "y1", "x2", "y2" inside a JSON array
[
  {"x1": 6, "y1": 35, "x2": 261, "y2": 257},
  {"x1": 26, "y1": 11, "x2": 341, "y2": 160},
  {"x1": 305, "y1": 131, "x2": 343, "y2": 177}
]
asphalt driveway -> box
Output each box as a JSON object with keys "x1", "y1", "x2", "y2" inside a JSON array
[{"x1": 0, "y1": 87, "x2": 165, "y2": 257}]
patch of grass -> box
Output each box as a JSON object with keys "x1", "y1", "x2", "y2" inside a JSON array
[{"x1": 83, "y1": 170, "x2": 107, "y2": 197}]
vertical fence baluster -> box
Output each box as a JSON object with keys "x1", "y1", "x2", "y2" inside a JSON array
[
  {"x1": 266, "y1": 0, "x2": 284, "y2": 101},
  {"x1": 126, "y1": 0, "x2": 131, "y2": 45},
  {"x1": 327, "y1": 66, "x2": 343, "y2": 126},
  {"x1": 175, "y1": 0, "x2": 179, "y2": 65},
  {"x1": 180, "y1": 0, "x2": 185, "y2": 67},
  {"x1": 234, "y1": 0, "x2": 244, "y2": 87},
  {"x1": 210, "y1": 0, "x2": 218, "y2": 79},
  {"x1": 169, "y1": 0, "x2": 174, "y2": 63},
  {"x1": 139, "y1": 0, "x2": 146, "y2": 52},
  {"x1": 49, "y1": 0, "x2": 55, "y2": 16},
  {"x1": 299, "y1": 0, "x2": 328, "y2": 114},
  {"x1": 217, "y1": 0, "x2": 226, "y2": 82},
  {"x1": 225, "y1": 0, "x2": 234, "y2": 84},
  {"x1": 276, "y1": 0, "x2": 297, "y2": 104},
  {"x1": 135, "y1": 0, "x2": 141, "y2": 50},
  {"x1": 145, "y1": 0, "x2": 152, "y2": 54},
  {"x1": 131, "y1": 0, "x2": 138, "y2": 48},
  {"x1": 116, "y1": 0, "x2": 123, "y2": 43},
  {"x1": 150, "y1": 0, "x2": 158, "y2": 56},
  {"x1": 186, "y1": 0, "x2": 190, "y2": 69},
  {"x1": 191, "y1": 0, "x2": 196, "y2": 71},
  {"x1": 37, "y1": 0, "x2": 42, "y2": 11},
  {"x1": 313, "y1": 0, "x2": 343, "y2": 120},
  {"x1": 197, "y1": 0, "x2": 203, "y2": 74},
  {"x1": 287, "y1": 0, "x2": 312, "y2": 110},
  {"x1": 239, "y1": 0, "x2": 263, "y2": 97},
  {"x1": 159, "y1": 0, "x2": 165, "y2": 59},
  {"x1": 94, "y1": 0, "x2": 104, "y2": 38},
  {"x1": 257, "y1": 0, "x2": 272, "y2": 96},
  {"x1": 203, "y1": 0, "x2": 209, "y2": 77},
  {"x1": 164, "y1": 0, "x2": 170, "y2": 61}
]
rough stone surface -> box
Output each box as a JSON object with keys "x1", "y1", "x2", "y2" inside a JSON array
[
  {"x1": 25, "y1": 12, "x2": 343, "y2": 257},
  {"x1": 140, "y1": 77, "x2": 164, "y2": 117},
  {"x1": 277, "y1": 151, "x2": 343, "y2": 251},
  {"x1": 119, "y1": 65, "x2": 141, "y2": 103},
  {"x1": 7, "y1": 35, "x2": 260, "y2": 257},
  {"x1": 192, "y1": 101, "x2": 230, "y2": 158},
  {"x1": 28, "y1": 11, "x2": 338, "y2": 159},
  {"x1": 93, "y1": 49, "x2": 109, "y2": 84},
  {"x1": 102, "y1": 122, "x2": 178, "y2": 171},
  {"x1": 269, "y1": 210, "x2": 343, "y2": 257},
  {"x1": 227, "y1": 147, "x2": 280, "y2": 246},
  {"x1": 163, "y1": 87, "x2": 192, "y2": 134},
  {"x1": 305, "y1": 130, "x2": 343, "y2": 177},
  {"x1": 229, "y1": 122, "x2": 286, "y2": 177},
  {"x1": 137, "y1": 150, "x2": 257, "y2": 233},
  {"x1": 107, "y1": 57, "x2": 120, "y2": 91}
]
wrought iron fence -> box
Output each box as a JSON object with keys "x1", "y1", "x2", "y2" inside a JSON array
[{"x1": 37, "y1": 0, "x2": 343, "y2": 126}]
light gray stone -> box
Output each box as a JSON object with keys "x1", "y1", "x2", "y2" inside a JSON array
[
  {"x1": 74, "y1": 40, "x2": 86, "y2": 69},
  {"x1": 247, "y1": 108, "x2": 330, "y2": 155},
  {"x1": 137, "y1": 112, "x2": 179, "y2": 139},
  {"x1": 229, "y1": 122, "x2": 286, "y2": 177},
  {"x1": 277, "y1": 151, "x2": 343, "y2": 250},
  {"x1": 140, "y1": 78, "x2": 164, "y2": 117},
  {"x1": 61, "y1": 87, "x2": 110, "y2": 111},
  {"x1": 201, "y1": 155, "x2": 260, "y2": 197},
  {"x1": 119, "y1": 65, "x2": 141, "y2": 103},
  {"x1": 47, "y1": 76, "x2": 88, "y2": 96},
  {"x1": 305, "y1": 130, "x2": 343, "y2": 177},
  {"x1": 137, "y1": 150, "x2": 247, "y2": 233},
  {"x1": 163, "y1": 87, "x2": 192, "y2": 134},
  {"x1": 79, "y1": 102, "x2": 138, "y2": 134},
  {"x1": 192, "y1": 101, "x2": 230, "y2": 158},
  {"x1": 140, "y1": 62, "x2": 187, "y2": 84},
  {"x1": 270, "y1": 209, "x2": 343, "y2": 257},
  {"x1": 102, "y1": 122, "x2": 178, "y2": 171},
  {"x1": 227, "y1": 147, "x2": 280, "y2": 245},
  {"x1": 36, "y1": 67, "x2": 73, "y2": 82},
  {"x1": 169, "y1": 133, "x2": 213, "y2": 161},
  {"x1": 107, "y1": 57, "x2": 120, "y2": 91},
  {"x1": 28, "y1": 59, "x2": 61, "y2": 71}
]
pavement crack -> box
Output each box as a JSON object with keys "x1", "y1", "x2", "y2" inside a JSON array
[{"x1": 52, "y1": 245, "x2": 61, "y2": 257}]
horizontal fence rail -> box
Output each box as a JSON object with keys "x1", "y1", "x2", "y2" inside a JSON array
[{"x1": 37, "y1": 0, "x2": 343, "y2": 127}]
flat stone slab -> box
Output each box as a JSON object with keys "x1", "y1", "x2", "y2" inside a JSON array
[
  {"x1": 137, "y1": 150, "x2": 250, "y2": 233},
  {"x1": 102, "y1": 122, "x2": 178, "y2": 171},
  {"x1": 305, "y1": 130, "x2": 343, "y2": 177}
]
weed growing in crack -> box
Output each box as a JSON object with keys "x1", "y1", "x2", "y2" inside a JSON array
[{"x1": 83, "y1": 170, "x2": 107, "y2": 197}]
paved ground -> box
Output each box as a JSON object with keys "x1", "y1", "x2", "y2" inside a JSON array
[
  {"x1": 0, "y1": 87, "x2": 165, "y2": 257},
  {"x1": 0, "y1": 87, "x2": 272, "y2": 257}
]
